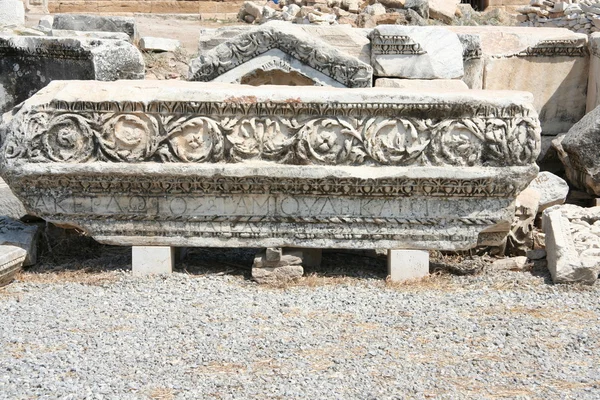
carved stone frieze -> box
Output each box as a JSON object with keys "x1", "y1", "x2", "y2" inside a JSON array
[
  {"x1": 188, "y1": 21, "x2": 373, "y2": 88},
  {"x1": 0, "y1": 81, "x2": 541, "y2": 250},
  {"x1": 517, "y1": 39, "x2": 588, "y2": 58}
]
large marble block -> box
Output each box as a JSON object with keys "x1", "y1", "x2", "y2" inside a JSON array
[
  {"x1": 0, "y1": 0, "x2": 25, "y2": 26},
  {"x1": 448, "y1": 26, "x2": 589, "y2": 136},
  {"x1": 189, "y1": 21, "x2": 372, "y2": 88},
  {"x1": 0, "y1": 36, "x2": 144, "y2": 114},
  {"x1": 0, "y1": 81, "x2": 541, "y2": 251},
  {"x1": 368, "y1": 26, "x2": 464, "y2": 79},
  {"x1": 52, "y1": 14, "x2": 138, "y2": 42}
]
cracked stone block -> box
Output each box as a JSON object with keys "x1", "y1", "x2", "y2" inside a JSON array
[{"x1": 0, "y1": 245, "x2": 26, "y2": 287}]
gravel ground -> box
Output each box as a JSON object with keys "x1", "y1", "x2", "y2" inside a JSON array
[{"x1": 0, "y1": 244, "x2": 599, "y2": 400}]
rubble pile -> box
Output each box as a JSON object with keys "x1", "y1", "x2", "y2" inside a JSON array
[{"x1": 517, "y1": 0, "x2": 600, "y2": 34}]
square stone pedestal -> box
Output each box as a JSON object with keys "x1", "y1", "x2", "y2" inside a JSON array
[
  {"x1": 387, "y1": 250, "x2": 429, "y2": 282},
  {"x1": 132, "y1": 246, "x2": 174, "y2": 276}
]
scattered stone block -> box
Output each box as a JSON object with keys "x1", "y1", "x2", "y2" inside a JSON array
[
  {"x1": 0, "y1": 245, "x2": 26, "y2": 287},
  {"x1": 448, "y1": 26, "x2": 588, "y2": 136},
  {"x1": 51, "y1": 29, "x2": 131, "y2": 41},
  {"x1": 506, "y1": 188, "x2": 540, "y2": 256},
  {"x1": 0, "y1": 178, "x2": 27, "y2": 220},
  {"x1": 554, "y1": 105, "x2": 600, "y2": 196},
  {"x1": 543, "y1": 205, "x2": 600, "y2": 284},
  {"x1": 369, "y1": 26, "x2": 464, "y2": 79},
  {"x1": 190, "y1": 21, "x2": 372, "y2": 87},
  {"x1": 0, "y1": 36, "x2": 144, "y2": 114},
  {"x1": 491, "y1": 256, "x2": 529, "y2": 271},
  {"x1": 429, "y1": 0, "x2": 459, "y2": 23},
  {"x1": 0, "y1": 80, "x2": 541, "y2": 251},
  {"x1": 0, "y1": 0, "x2": 25, "y2": 27},
  {"x1": 0, "y1": 217, "x2": 38, "y2": 266},
  {"x1": 526, "y1": 171, "x2": 569, "y2": 212},
  {"x1": 527, "y1": 248, "x2": 547, "y2": 260},
  {"x1": 374, "y1": 78, "x2": 469, "y2": 91},
  {"x1": 139, "y1": 36, "x2": 181, "y2": 53},
  {"x1": 52, "y1": 14, "x2": 138, "y2": 42},
  {"x1": 252, "y1": 248, "x2": 304, "y2": 284},
  {"x1": 387, "y1": 250, "x2": 429, "y2": 281},
  {"x1": 132, "y1": 246, "x2": 174, "y2": 276}
]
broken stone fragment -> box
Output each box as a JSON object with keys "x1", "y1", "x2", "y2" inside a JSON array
[
  {"x1": 0, "y1": 245, "x2": 27, "y2": 287},
  {"x1": 252, "y1": 248, "x2": 304, "y2": 284},
  {"x1": 52, "y1": 14, "x2": 138, "y2": 42},
  {"x1": 0, "y1": 217, "x2": 38, "y2": 266},
  {"x1": 139, "y1": 37, "x2": 181, "y2": 53},
  {"x1": 525, "y1": 171, "x2": 569, "y2": 212}
]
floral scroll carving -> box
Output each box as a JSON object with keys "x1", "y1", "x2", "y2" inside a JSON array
[{"x1": 4, "y1": 103, "x2": 541, "y2": 167}]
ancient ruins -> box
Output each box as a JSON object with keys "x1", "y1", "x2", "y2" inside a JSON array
[{"x1": 0, "y1": 0, "x2": 600, "y2": 285}]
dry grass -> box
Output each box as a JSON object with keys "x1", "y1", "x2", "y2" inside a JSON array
[
  {"x1": 16, "y1": 268, "x2": 120, "y2": 286},
  {"x1": 147, "y1": 387, "x2": 175, "y2": 400},
  {"x1": 194, "y1": 361, "x2": 247, "y2": 375},
  {"x1": 384, "y1": 271, "x2": 458, "y2": 292}
]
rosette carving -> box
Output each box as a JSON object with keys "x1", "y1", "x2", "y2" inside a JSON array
[
  {"x1": 37, "y1": 113, "x2": 95, "y2": 162},
  {"x1": 100, "y1": 114, "x2": 158, "y2": 161},
  {"x1": 227, "y1": 117, "x2": 298, "y2": 162},
  {"x1": 297, "y1": 117, "x2": 360, "y2": 165},
  {"x1": 428, "y1": 119, "x2": 485, "y2": 166},
  {"x1": 166, "y1": 117, "x2": 224, "y2": 162},
  {"x1": 362, "y1": 117, "x2": 431, "y2": 165}
]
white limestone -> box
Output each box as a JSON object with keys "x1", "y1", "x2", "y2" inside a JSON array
[
  {"x1": 526, "y1": 171, "x2": 569, "y2": 212},
  {"x1": 0, "y1": 81, "x2": 541, "y2": 251},
  {"x1": 132, "y1": 246, "x2": 174, "y2": 276},
  {"x1": 375, "y1": 78, "x2": 469, "y2": 91},
  {"x1": 0, "y1": 245, "x2": 26, "y2": 287},
  {"x1": 369, "y1": 26, "x2": 464, "y2": 79},
  {"x1": 543, "y1": 205, "x2": 600, "y2": 284},
  {"x1": 0, "y1": 178, "x2": 27, "y2": 220},
  {"x1": 0, "y1": 0, "x2": 25, "y2": 27},
  {"x1": 139, "y1": 37, "x2": 181, "y2": 53},
  {"x1": 387, "y1": 250, "x2": 429, "y2": 281}
]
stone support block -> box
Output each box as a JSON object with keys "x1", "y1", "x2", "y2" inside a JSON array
[
  {"x1": 132, "y1": 246, "x2": 174, "y2": 276},
  {"x1": 0, "y1": 36, "x2": 144, "y2": 114},
  {"x1": 387, "y1": 250, "x2": 429, "y2": 281},
  {"x1": 0, "y1": 245, "x2": 26, "y2": 287},
  {"x1": 252, "y1": 248, "x2": 304, "y2": 284},
  {"x1": 0, "y1": 81, "x2": 541, "y2": 252},
  {"x1": 0, "y1": 217, "x2": 38, "y2": 266},
  {"x1": 369, "y1": 26, "x2": 464, "y2": 79}
]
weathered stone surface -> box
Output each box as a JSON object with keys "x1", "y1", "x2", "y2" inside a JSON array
[
  {"x1": 0, "y1": 245, "x2": 26, "y2": 287},
  {"x1": 0, "y1": 178, "x2": 27, "y2": 220},
  {"x1": 252, "y1": 248, "x2": 304, "y2": 284},
  {"x1": 429, "y1": 0, "x2": 459, "y2": 23},
  {"x1": 0, "y1": 216, "x2": 38, "y2": 266},
  {"x1": 369, "y1": 26, "x2": 464, "y2": 79},
  {"x1": 139, "y1": 36, "x2": 181, "y2": 53},
  {"x1": 0, "y1": 0, "x2": 25, "y2": 27},
  {"x1": 543, "y1": 204, "x2": 600, "y2": 284},
  {"x1": 51, "y1": 29, "x2": 131, "y2": 41},
  {"x1": 491, "y1": 256, "x2": 529, "y2": 271},
  {"x1": 0, "y1": 81, "x2": 540, "y2": 251},
  {"x1": 448, "y1": 26, "x2": 589, "y2": 136},
  {"x1": 375, "y1": 78, "x2": 469, "y2": 91},
  {"x1": 554, "y1": 106, "x2": 600, "y2": 196},
  {"x1": 506, "y1": 188, "x2": 540, "y2": 256},
  {"x1": 457, "y1": 33, "x2": 483, "y2": 90},
  {"x1": 52, "y1": 14, "x2": 138, "y2": 41},
  {"x1": 0, "y1": 36, "x2": 144, "y2": 114},
  {"x1": 198, "y1": 24, "x2": 372, "y2": 65},
  {"x1": 190, "y1": 21, "x2": 372, "y2": 88},
  {"x1": 587, "y1": 33, "x2": 600, "y2": 113},
  {"x1": 526, "y1": 171, "x2": 569, "y2": 212}
]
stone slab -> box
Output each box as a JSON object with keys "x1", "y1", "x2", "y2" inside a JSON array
[
  {"x1": 0, "y1": 81, "x2": 541, "y2": 251},
  {"x1": 526, "y1": 171, "x2": 569, "y2": 212},
  {"x1": 543, "y1": 205, "x2": 600, "y2": 284},
  {"x1": 0, "y1": 177, "x2": 27, "y2": 219},
  {"x1": 190, "y1": 21, "x2": 372, "y2": 88},
  {"x1": 132, "y1": 246, "x2": 174, "y2": 276},
  {"x1": 375, "y1": 78, "x2": 469, "y2": 91},
  {"x1": 51, "y1": 29, "x2": 131, "y2": 42},
  {"x1": 139, "y1": 36, "x2": 181, "y2": 53},
  {"x1": 0, "y1": 36, "x2": 144, "y2": 114},
  {"x1": 448, "y1": 26, "x2": 589, "y2": 136},
  {"x1": 0, "y1": 216, "x2": 38, "y2": 266},
  {"x1": 369, "y1": 26, "x2": 464, "y2": 79},
  {"x1": 0, "y1": 245, "x2": 26, "y2": 287},
  {"x1": 387, "y1": 249, "x2": 429, "y2": 281},
  {"x1": 52, "y1": 14, "x2": 138, "y2": 41}
]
